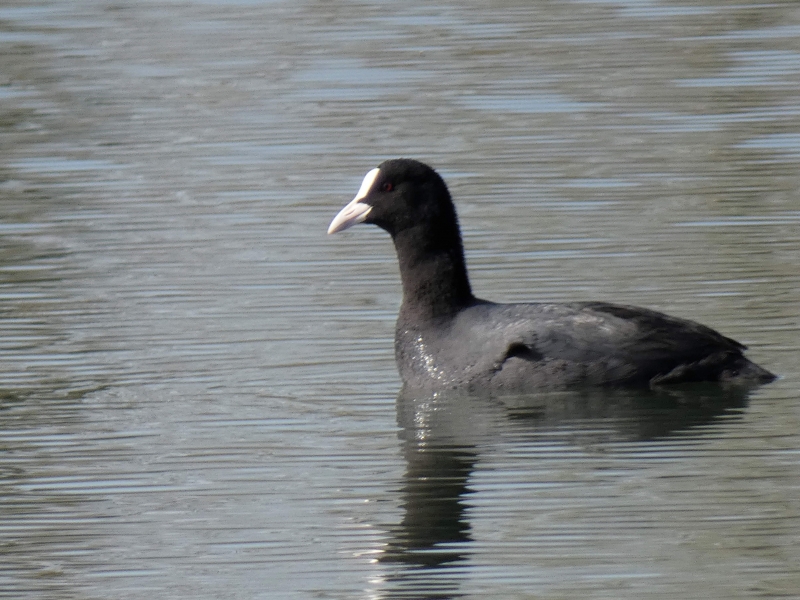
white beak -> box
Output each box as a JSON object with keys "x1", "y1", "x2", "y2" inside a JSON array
[{"x1": 327, "y1": 167, "x2": 380, "y2": 234}]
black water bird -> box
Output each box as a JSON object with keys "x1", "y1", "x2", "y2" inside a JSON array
[{"x1": 328, "y1": 159, "x2": 775, "y2": 391}]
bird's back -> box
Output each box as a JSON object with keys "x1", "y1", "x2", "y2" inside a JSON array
[{"x1": 395, "y1": 300, "x2": 775, "y2": 391}]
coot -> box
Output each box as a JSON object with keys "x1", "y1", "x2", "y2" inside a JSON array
[{"x1": 328, "y1": 159, "x2": 775, "y2": 391}]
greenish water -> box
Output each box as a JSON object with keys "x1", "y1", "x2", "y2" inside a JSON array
[{"x1": 1, "y1": 1, "x2": 798, "y2": 598}]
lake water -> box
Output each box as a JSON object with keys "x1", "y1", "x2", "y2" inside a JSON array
[{"x1": 1, "y1": 1, "x2": 799, "y2": 598}]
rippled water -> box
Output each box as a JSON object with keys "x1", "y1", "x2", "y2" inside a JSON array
[{"x1": 1, "y1": 1, "x2": 799, "y2": 598}]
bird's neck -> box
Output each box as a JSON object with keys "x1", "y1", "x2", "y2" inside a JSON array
[{"x1": 392, "y1": 224, "x2": 474, "y2": 322}]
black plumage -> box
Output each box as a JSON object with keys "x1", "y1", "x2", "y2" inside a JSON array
[{"x1": 328, "y1": 159, "x2": 775, "y2": 391}]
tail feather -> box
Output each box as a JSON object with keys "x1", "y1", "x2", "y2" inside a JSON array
[
  {"x1": 722, "y1": 355, "x2": 776, "y2": 384},
  {"x1": 651, "y1": 352, "x2": 776, "y2": 386}
]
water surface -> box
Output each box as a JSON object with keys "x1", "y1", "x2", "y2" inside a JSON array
[{"x1": 1, "y1": 1, "x2": 799, "y2": 598}]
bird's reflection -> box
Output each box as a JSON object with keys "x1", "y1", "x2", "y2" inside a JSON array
[
  {"x1": 379, "y1": 434, "x2": 476, "y2": 569},
  {"x1": 376, "y1": 383, "x2": 754, "y2": 599}
]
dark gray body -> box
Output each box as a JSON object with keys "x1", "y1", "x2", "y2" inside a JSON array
[{"x1": 396, "y1": 300, "x2": 772, "y2": 391}]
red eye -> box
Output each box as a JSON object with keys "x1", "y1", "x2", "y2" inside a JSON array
[{"x1": 381, "y1": 182, "x2": 393, "y2": 192}]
